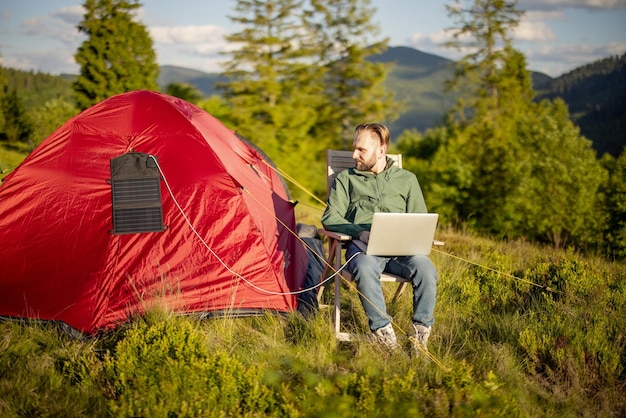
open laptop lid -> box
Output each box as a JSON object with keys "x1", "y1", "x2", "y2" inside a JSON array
[{"x1": 365, "y1": 212, "x2": 439, "y2": 256}]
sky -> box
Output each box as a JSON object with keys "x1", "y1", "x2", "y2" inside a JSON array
[{"x1": 1, "y1": 0, "x2": 625, "y2": 78}]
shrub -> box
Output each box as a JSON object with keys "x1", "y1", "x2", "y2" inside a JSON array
[{"x1": 103, "y1": 314, "x2": 285, "y2": 417}]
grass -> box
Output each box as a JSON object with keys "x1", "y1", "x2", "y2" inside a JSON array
[
  {"x1": 1, "y1": 226, "x2": 624, "y2": 417},
  {"x1": 1, "y1": 143, "x2": 623, "y2": 416},
  {"x1": 0, "y1": 141, "x2": 29, "y2": 181}
]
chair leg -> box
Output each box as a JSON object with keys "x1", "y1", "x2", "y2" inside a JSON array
[
  {"x1": 331, "y1": 238, "x2": 343, "y2": 336},
  {"x1": 318, "y1": 237, "x2": 339, "y2": 303},
  {"x1": 390, "y1": 282, "x2": 408, "y2": 305},
  {"x1": 333, "y1": 269, "x2": 341, "y2": 335}
]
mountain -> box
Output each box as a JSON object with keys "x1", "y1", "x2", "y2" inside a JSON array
[
  {"x1": 535, "y1": 53, "x2": 626, "y2": 157},
  {"x1": 157, "y1": 46, "x2": 555, "y2": 138},
  {"x1": 367, "y1": 46, "x2": 556, "y2": 135},
  {"x1": 4, "y1": 46, "x2": 623, "y2": 157},
  {"x1": 158, "y1": 47, "x2": 457, "y2": 134},
  {"x1": 367, "y1": 46, "x2": 457, "y2": 134},
  {"x1": 158, "y1": 65, "x2": 225, "y2": 97}
]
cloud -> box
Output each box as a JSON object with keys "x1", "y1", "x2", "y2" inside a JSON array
[
  {"x1": 149, "y1": 25, "x2": 230, "y2": 71},
  {"x1": 52, "y1": 6, "x2": 84, "y2": 25},
  {"x1": 20, "y1": 6, "x2": 84, "y2": 45},
  {"x1": 150, "y1": 25, "x2": 226, "y2": 46},
  {"x1": 2, "y1": 48, "x2": 79, "y2": 75},
  {"x1": 514, "y1": 18, "x2": 556, "y2": 41},
  {"x1": 523, "y1": 10, "x2": 565, "y2": 20},
  {"x1": 518, "y1": 0, "x2": 626, "y2": 11},
  {"x1": 524, "y1": 42, "x2": 626, "y2": 75},
  {"x1": 409, "y1": 29, "x2": 453, "y2": 48},
  {"x1": 408, "y1": 23, "x2": 626, "y2": 77},
  {"x1": 150, "y1": 25, "x2": 229, "y2": 70}
]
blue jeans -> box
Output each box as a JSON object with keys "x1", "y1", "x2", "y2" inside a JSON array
[{"x1": 345, "y1": 242, "x2": 438, "y2": 331}]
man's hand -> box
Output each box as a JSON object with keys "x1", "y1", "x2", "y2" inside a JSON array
[{"x1": 358, "y1": 230, "x2": 370, "y2": 244}]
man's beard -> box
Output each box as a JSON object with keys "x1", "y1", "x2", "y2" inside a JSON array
[{"x1": 355, "y1": 156, "x2": 376, "y2": 172}]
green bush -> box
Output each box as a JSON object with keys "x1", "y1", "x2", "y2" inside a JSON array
[{"x1": 103, "y1": 314, "x2": 284, "y2": 417}]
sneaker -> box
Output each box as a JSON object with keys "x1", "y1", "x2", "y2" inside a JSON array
[
  {"x1": 373, "y1": 323, "x2": 398, "y2": 350},
  {"x1": 411, "y1": 323, "x2": 431, "y2": 351}
]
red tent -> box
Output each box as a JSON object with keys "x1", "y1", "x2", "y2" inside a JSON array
[{"x1": 0, "y1": 90, "x2": 308, "y2": 334}]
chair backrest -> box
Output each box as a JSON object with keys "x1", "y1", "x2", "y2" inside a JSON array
[{"x1": 326, "y1": 149, "x2": 402, "y2": 196}]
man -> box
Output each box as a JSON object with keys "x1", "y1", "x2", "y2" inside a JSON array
[{"x1": 321, "y1": 123, "x2": 437, "y2": 351}]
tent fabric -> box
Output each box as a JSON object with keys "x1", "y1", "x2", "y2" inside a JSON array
[{"x1": 0, "y1": 90, "x2": 308, "y2": 334}]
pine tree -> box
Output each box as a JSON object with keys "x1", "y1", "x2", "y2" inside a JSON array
[
  {"x1": 73, "y1": 0, "x2": 159, "y2": 110},
  {"x1": 602, "y1": 151, "x2": 626, "y2": 258},
  {"x1": 437, "y1": 0, "x2": 531, "y2": 230},
  {"x1": 0, "y1": 90, "x2": 34, "y2": 146},
  {"x1": 445, "y1": 0, "x2": 524, "y2": 123},
  {"x1": 219, "y1": 0, "x2": 325, "y2": 199},
  {"x1": 220, "y1": 0, "x2": 319, "y2": 146},
  {"x1": 219, "y1": 0, "x2": 400, "y2": 200},
  {"x1": 164, "y1": 83, "x2": 203, "y2": 104},
  {"x1": 305, "y1": 0, "x2": 401, "y2": 149}
]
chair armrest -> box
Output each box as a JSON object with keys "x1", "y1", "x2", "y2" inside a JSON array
[
  {"x1": 318, "y1": 229, "x2": 352, "y2": 241},
  {"x1": 433, "y1": 240, "x2": 444, "y2": 246}
]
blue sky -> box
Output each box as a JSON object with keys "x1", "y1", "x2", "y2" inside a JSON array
[{"x1": 1, "y1": 0, "x2": 625, "y2": 78}]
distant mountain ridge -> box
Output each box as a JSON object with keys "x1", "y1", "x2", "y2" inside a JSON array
[
  {"x1": 158, "y1": 66, "x2": 224, "y2": 97},
  {"x1": 5, "y1": 46, "x2": 624, "y2": 157},
  {"x1": 535, "y1": 53, "x2": 626, "y2": 157},
  {"x1": 158, "y1": 46, "x2": 555, "y2": 139}
]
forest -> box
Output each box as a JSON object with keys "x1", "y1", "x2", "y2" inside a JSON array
[{"x1": 3, "y1": 0, "x2": 624, "y2": 258}]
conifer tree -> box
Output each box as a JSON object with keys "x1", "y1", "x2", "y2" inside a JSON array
[
  {"x1": 603, "y1": 151, "x2": 626, "y2": 258},
  {"x1": 445, "y1": 0, "x2": 524, "y2": 123},
  {"x1": 220, "y1": 0, "x2": 325, "y2": 199},
  {"x1": 73, "y1": 0, "x2": 159, "y2": 110},
  {"x1": 305, "y1": 0, "x2": 401, "y2": 149},
  {"x1": 0, "y1": 90, "x2": 33, "y2": 146},
  {"x1": 164, "y1": 83, "x2": 203, "y2": 104},
  {"x1": 0, "y1": 63, "x2": 6, "y2": 135},
  {"x1": 436, "y1": 0, "x2": 531, "y2": 230},
  {"x1": 220, "y1": 0, "x2": 400, "y2": 200},
  {"x1": 221, "y1": 1, "x2": 318, "y2": 146}
]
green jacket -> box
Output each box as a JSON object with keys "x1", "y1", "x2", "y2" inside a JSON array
[{"x1": 321, "y1": 157, "x2": 428, "y2": 239}]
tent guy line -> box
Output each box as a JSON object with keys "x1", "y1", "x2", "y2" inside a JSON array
[
  {"x1": 157, "y1": 155, "x2": 453, "y2": 370},
  {"x1": 153, "y1": 154, "x2": 348, "y2": 297},
  {"x1": 258, "y1": 151, "x2": 563, "y2": 296}
]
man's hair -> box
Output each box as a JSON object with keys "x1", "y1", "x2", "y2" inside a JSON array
[{"x1": 354, "y1": 123, "x2": 390, "y2": 147}]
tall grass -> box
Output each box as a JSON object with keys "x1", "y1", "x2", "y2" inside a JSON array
[
  {"x1": 0, "y1": 142, "x2": 29, "y2": 181},
  {"x1": 1, "y1": 228, "x2": 624, "y2": 417}
]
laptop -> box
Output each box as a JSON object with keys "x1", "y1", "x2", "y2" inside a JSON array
[{"x1": 362, "y1": 212, "x2": 439, "y2": 256}]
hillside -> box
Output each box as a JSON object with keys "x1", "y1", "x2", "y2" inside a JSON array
[
  {"x1": 3, "y1": 46, "x2": 623, "y2": 156},
  {"x1": 2, "y1": 68, "x2": 75, "y2": 108},
  {"x1": 536, "y1": 53, "x2": 626, "y2": 157},
  {"x1": 367, "y1": 46, "x2": 457, "y2": 134},
  {"x1": 158, "y1": 65, "x2": 224, "y2": 97},
  {"x1": 1, "y1": 227, "x2": 624, "y2": 416},
  {"x1": 157, "y1": 47, "x2": 554, "y2": 137}
]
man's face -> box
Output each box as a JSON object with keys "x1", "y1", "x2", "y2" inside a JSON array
[{"x1": 352, "y1": 131, "x2": 384, "y2": 173}]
